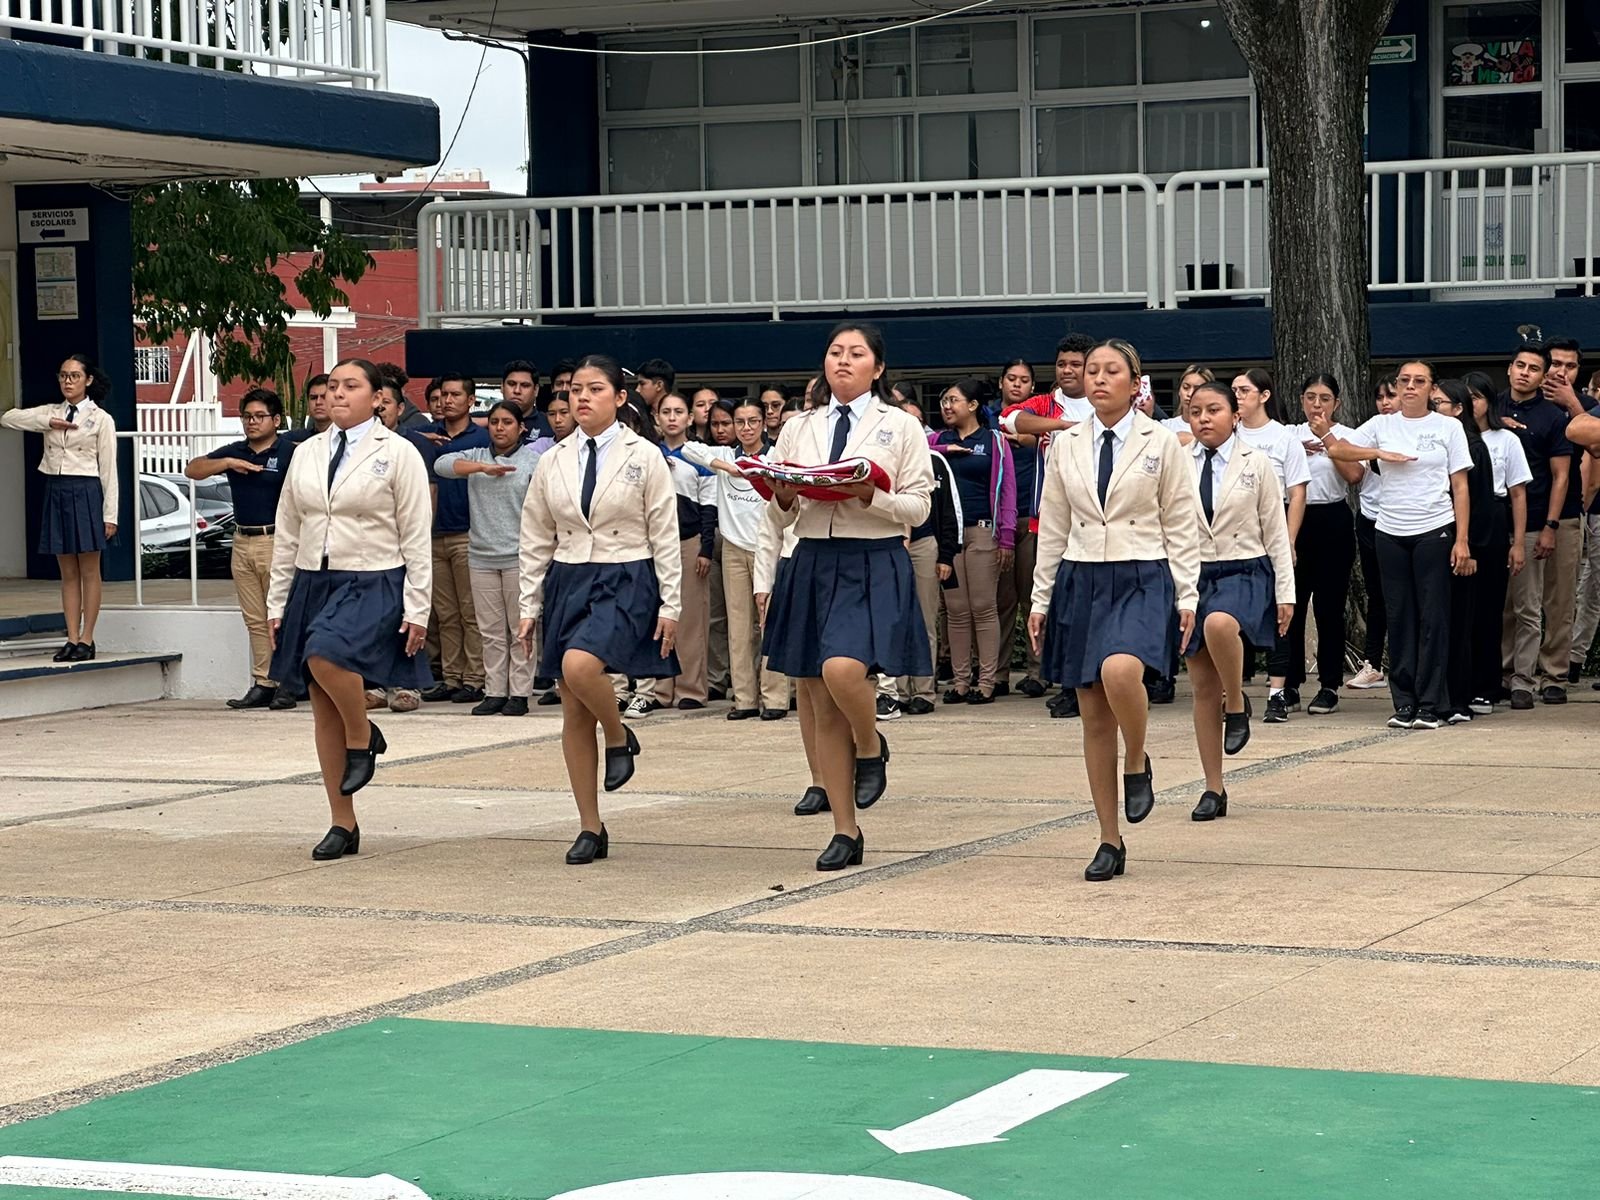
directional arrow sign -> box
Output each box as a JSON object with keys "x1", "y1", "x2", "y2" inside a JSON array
[
  {"x1": 868, "y1": 1069, "x2": 1127, "y2": 1155},
  {"x1": 1371, "y1": 34, "x2": 1417, "y2": 65},
  {"x1": 0, "y1": 1156, "x2": 432, "y2": 1200}
]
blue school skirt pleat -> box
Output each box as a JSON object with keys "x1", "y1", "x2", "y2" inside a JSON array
[
  {"x1": 1186, "y1": 556, "x2": 1278, "y2": 657},
  {"x1": 1040, "y1": 558, "x2": 1175, "y2": 689},
  {"x1": 539, "y1": 559, "x2": 681, "y2": 680},
  {"x1": 270, "y1": 566, "x2": 432, "y2": 693}
]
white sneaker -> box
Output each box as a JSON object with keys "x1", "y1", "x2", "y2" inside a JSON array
[
  {"x1": 1446, "y1": 710, "x2": 1473, "y2": 725},
  {"x1": 1468, "y1": 697, "x2": 1494, "y2": 715},
  {"x1": 1347, "y1": 661, "x2": 1386, "y2": 689},
  {"x1": 623, "y1": 694, "x2": 658, "y2": 720}
]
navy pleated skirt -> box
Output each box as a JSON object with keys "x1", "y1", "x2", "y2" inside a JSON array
[
  {"x1": 269, "y1": 566, "x2": 432, "y2": 693},
  {"x1": 539, "y1": 559, "x2": 681, "y2": 680},
  {"x1": 1041, "y1": 559, "x2": 1176, "y2": 689},
  {"x1": 40, "y1": 475, "x2": 107, "y2": 555},
  {"x1": 1187, "y1": 556, "x2": 1278, "y2": 658},
  {"x1": 762, "y1": 536, "x2": 930, "y2": 679}
]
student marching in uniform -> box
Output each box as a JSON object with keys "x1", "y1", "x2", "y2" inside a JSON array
[
  {"x1": 1326, "y1": 360, "x2": 1473, "y2": 730},
  {"x1": 266, "y1": 359, "x2": 433, "y2": 861},
  {"x1": 1, "y1": 354, "x2": 119, "y2": 663},
  {"x1": 759, "y1": 323, "x2": 933, "y2": 871},
  {"x1": 434, "y1": 400, "x2": 545, "y2": 717},
  {"x1": 683, "y1": 397, "x2": 790, "y2": 720},
  {"x1": 1028, "y1": 339, "x2": 1203, "y2": 882},
  {"x1": 1232, "y1": 369, "x2": 1310, "y2": 721},
  {"x1": 1183, "y1": 383, "x2": 1296, "y2": 819},
  {"x1": 185, "y1": 386, "x2": 298, "y2": 710},
  {"x1": 1285, "y1": 374, "x2": 1364, "y2": 716},
  {"x1": 1466, "y1": 371, "x2": 1530, "y2": 712},
  {"x1": 643, "y1": 393, "x2": 716, "y2": 715},
  {"x1": 516, "y1": 356, "x2": 682, "y2": 866}
]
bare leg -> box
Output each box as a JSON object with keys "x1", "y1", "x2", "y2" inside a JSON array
[
  {"x1": 1099, "y1": 653, "x2": 1150, "y2": 773},
  {"x1": 77, "y1": 552, "x2": 102, "y2": 643},
  {"x1": 309, "y1": 680, "x2": 357, "y2": 830},
  {"x1": 1077, "y1": 684, "x2": 1121, "y2": 846},
  {"x1": 559, "y1": 650, "x2": 627, "y2": 748},
  {"x1": 558, "y1": 657, "x2": 603, "y2": 835},
  {"x1": 797, "y1": 679, "x2": 822, "y2": 788},
  {"x1": 307, "y1": 655, "x2": 371, "y2": 745},
  {"x1": 57, "y1": 555, "x2": 82, "y2": 642},
  {"x1": 1188, "y1": 648, "x2": 1225, "y2": 794},
  {"x1": 820, "y1": 655, "x2": 878, "y2": 756},
  {"x1": 1205, "y1": 612, "x2": 1247, "y2": 714},
  {"x1": 803, "y1": 677, "x2": 858, "y2": 837}
]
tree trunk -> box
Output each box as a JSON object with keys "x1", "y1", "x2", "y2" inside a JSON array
[{"x1": 1215, "y1": 0, "x2": 1397, "y2": 422}]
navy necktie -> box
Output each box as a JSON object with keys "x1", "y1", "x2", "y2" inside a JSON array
[
  {"x1": 1200, "y1": 449, "x2": 1217, "y2": 524},
  {"x1": 327, "y1": 430, "x2": 347, "y2": 492},
  {"x1": 581, "y1": 437, "x2": 599, "y2": 518},
  {"x1": 1097, "y1": 430, "x2": 1116, "y2": 507},
  {"x1": 64, "y1": 404, "x2": 77, "y2": 425},
  {"x1": 829, "y1": 405, "x2": 852, "y2": 463}
]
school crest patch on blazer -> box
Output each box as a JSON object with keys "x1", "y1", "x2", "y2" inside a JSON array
[
  {"x1": 1141, "y1": 454, "x2": 1160, "y2": 476},
  {"x1": 624, "y1": 463, "x2": 644, "y2": 484},
  {"x1": 1240, "y1": 472, "x2": 1257, "y2": 492},
  {"x1": 370, "y1": 458, "x2": 391, "y2": 478},
  {"x1": 875, "y1": 428, "x2": 895, "y2": 446}
]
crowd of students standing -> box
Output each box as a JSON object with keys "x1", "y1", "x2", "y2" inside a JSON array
[{"x1": 139, "y1": 324, "x2": 1600, "y2": 878}]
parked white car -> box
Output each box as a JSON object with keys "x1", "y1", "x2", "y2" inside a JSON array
[{"x1": 139, "y1": 473, "x2": 219, "y2": 551}]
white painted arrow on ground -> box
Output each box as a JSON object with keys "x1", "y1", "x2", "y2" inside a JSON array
[
  {"x1": 868, "y1": 1069, "x2": 1127, "y2": 1154},
  {"x1": 0, "y1": 1156, "x2": 432, "y2": 1199}
]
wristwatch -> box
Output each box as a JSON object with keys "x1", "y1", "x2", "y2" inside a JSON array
[{"x1": 1546, "y1": 519, "x2": 1561, "y2": 530}]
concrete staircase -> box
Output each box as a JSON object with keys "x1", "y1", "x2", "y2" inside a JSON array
[{"x1": 0, "y1": 612, "x2": 180, "y2": 719}]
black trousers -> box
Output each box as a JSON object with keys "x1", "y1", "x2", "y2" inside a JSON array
[
  {"x1": 1472, "y1": 498, "x2": 1513, "y2": 702},
  {"x1": 1287, "y1": 501, "x2": 1356, "y2": 691},
  {"x1": 1355, "y1": 513, "x2": 1387, "y2": 666},
  {"x1": 1376, "y1": 523, "x2": 1454, "y2": 714}
]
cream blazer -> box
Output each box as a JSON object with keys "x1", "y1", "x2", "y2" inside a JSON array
[
  {"x1": 769, "y1": 397, "x2": 933, "y2": 538},
  {"x1": 1, "y1": 401, "x2": 119, "y2": 525},
  {"x1": 1192, "y1": 440, "x2": 1297, "y2": 606},
  {"x1": 266, "y1": 423, "x2": 434, "y2": 625},
  {"x1": 1031, "y1": 409, "x2": 1204, "y2": 614},
  {"x1": 518, "y1": 425, "x2": 683, "y2": 623}
]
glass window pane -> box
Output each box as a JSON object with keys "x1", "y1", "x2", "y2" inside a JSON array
[
  {"x1": 918, "y1": 110, "x2": 1020, "y2": 181},
  {"x1": 1566, "y1": 0, "x2": 1600, "y2": 63},
  {"x1": 706, "y1": 121, "x2": 803, "y2": 189},
  {"x1": 605, "y1": 40, "x2": 698, "y2": 111},
  {"x1": 1036, "y1": 105, "x2": 1137, "y2": 175},
  {"x1": 1033, "y1": 15, "x2": 1136, "y2": 90},
  {"x1": 608, "y1": 126, "x2": 701, "y2": 193},
  {"x1": 704, "y1": 33, "x2": 800, "y2": 106},
  {"x1": 1564, "y1": 81, "x2": 1600, "y2": 150},
  {"x1": 813, "y1": 29, "x2": 912, "y2": 102},
  {"x1": 1443, "y1": 3, "x2": 1542, "y2": 86},
  {"x1": 1444, "y1": 91, "x2": 1541, "y2": 155},
  {"x1": 1141, "y1": 5, "x2": 1247, "y2": 84},
  {"x1": 1144, "y1": 98, "x2": 1253, "y2": 174},
  {"x1": 916, "y1": 22, "x2": 1017, "y2": 96},
  {"x1": 816, "y1": 116, "x2": 912, "y2": 185}
]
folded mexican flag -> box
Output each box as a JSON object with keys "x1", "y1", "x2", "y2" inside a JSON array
[{"x1": 735, "y1": 456, "x2": 893, "y2": 502}]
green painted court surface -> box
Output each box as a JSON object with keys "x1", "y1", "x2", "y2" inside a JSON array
[{"x1": 0, "y1": 1021, "x2": 1595, "y2": 1198}]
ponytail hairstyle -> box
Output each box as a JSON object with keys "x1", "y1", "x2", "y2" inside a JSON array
[
  {"x1": 485, "y1": 400, "x2": 524, "y2": 425},
  {"x1": 1192, "y1": 381, "x2": 1239, "y2": 412},
  {"x1": 820, "y1": 321, "x2": 893, "y2": 405},
  {"x1": 573, "y1": 353, "x2": 627, "y2": 397},
  {"x1": 943, "y1": 377, "x2": 994, "y2": 429},
  {"x1": 1239, "y1": 366, "x2": 1281, "y2": 421},
  {"x1": 1091, "y1": 338, "x2": 1144, "y2": 380},
  {"x1": 330, "y1": 357, "x2": 384, "y2": 394},
  {"x1": 1435, "y1": 377, "x2": 1482, "y2": 449},
  {"x1": 63, "y1": 353, "x2": 111, "y2": 403}
]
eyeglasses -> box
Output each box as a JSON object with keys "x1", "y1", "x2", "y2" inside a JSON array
[
  {"x1": 1396, "y1": 375, "x2": 1432, "y2": 388},
  {"x1": 733, "y1": 417, "x2": 764, "y2": 427},
  {"x1": 57, "y1": 372, "x2": 85, "y2": 382},
  {"x1": 241, "y1": 412, "x2": 274, "y2": 422}
]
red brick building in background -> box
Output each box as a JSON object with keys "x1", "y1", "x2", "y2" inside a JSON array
[{"x1": 135, "y1": 172, "x2": 514, "y2": 415}]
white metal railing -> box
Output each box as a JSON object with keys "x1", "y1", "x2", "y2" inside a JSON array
[
  {"x1": 116, "y1": 428, "x2": 239, "y2": 608},
  {"x1": 421, "y1": 152, "x2": 1600, "y2": 323},
  {"x1": 0, "y1": 0, "x2": 387, "y2": 88},
  {"x1": 419, "y1": 175, "x2": 1163, "y2": 322},
  {"x1": 136, "y1": 401, "x2": 225, "y2": 475}
]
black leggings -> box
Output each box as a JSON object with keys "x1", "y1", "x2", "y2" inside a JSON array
[
  {"x1": 1287, "y1": 502, "x2": 1356, "y2": 691},
  {"x1": 1376, "y1": 523, "x2": 1454, "y2": 715},
  {"x1": 1471, "y1": 499, "x2": 1513, "y2": 702},
  {"x1": 1355, "y1": 512, "x2": 1387, "y2": 666}
]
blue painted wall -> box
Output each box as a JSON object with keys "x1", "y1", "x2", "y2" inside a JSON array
[{"x1": 16, "y1": 184, "x2": 136, "y2": 582}]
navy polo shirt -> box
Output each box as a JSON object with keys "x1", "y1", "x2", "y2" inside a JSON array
[
  {"x1": 204, "y1": 436, "x2": 295, "y2": 527},
  {"x1": 422, "y1": 420, "x2": 491, "y2": 535},
  {"x1": 937, "y1": 428, "x2": 994, "y2": 523},
  {"x1": 1498, "y1": 390, "x2": 1578, "y2": 522}
]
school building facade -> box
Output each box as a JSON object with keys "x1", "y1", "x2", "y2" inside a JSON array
[{"x1": 400, "y1": 0, "x2": 1600, "y2": 392}]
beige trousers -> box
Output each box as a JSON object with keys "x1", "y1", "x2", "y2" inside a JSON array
[
  {"x1": 471, "y1": 566, "x2": 533, "y2": 698},
  {"x1": 657, "y1": 536, "x2": 710, "y2": 705},
  {"x1": 432, "y1": 533, "x2": 483, "y2": 687},
  {"x1": 231, "y1": 533, "x2": 276, "y2": 686},
  {"x1": 723, "y1": 541, "x2": 790, "y2": 711},
  {"x1": 1503, "y1": 520, "x2": 1582, "y2": 691},
  {"x1": 946, "y1": 524, "x2": 1002, "y2": 694}
]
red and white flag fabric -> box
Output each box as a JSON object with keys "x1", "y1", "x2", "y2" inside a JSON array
[{"x1": 735, "y1": 456, "x2": 892, "y2": 503}]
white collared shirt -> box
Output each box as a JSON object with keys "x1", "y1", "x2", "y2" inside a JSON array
[
  {"x1": 1191, "y1": 434, "x2": 1235, "y2": 514},
  {"x1": 576, "y1": 419, "x2": 622, "y2": 488},
  {"x1": 827, "y1": 391, "x2": 874, "y2": 456},
  {"x1": 328, "y1": 417, "x2": 376, "y2": 487},
  {"x1": 1089, "y1": 406, "x2": 1137, "y2": 466}
]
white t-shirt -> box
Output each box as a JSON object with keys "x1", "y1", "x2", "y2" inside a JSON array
[
  {"x1": 1288, "y1": 422, "x2": 1358, "y2": 505},
  {"x1": 1347, "y1": 412, "x2": 1473, "y2": 536},
  {"x1": 1161, "y1": 416, "x2": 1192, "y2": 436},
  {"x1": 1481, "y1": 427, "x2": 1533, "y2": 498},
  {"x1": 679, "y1": 442, "x2": 770, "y2": 553},
  {"x1": 1236, "y1": 420, "x2": 1312, "y2": 495},
  {"x1": 1358, "y1": 459, "x2": 1382, "y2": 520}
]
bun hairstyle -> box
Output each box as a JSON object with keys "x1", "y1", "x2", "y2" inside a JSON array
[
  {"x1": 63, "y1": 353, "x2": 111, "y2": 403},
  {"x1": 331, "y1": 357, "x2": 384, "y2": 394},
  {"x1": 822, "y1": 321, "x2": 893, "y2": 405},
  {"x1": 615, "y1": 395, "x2": 661, "y2": 445},
  {"x1": 1091, "y1": 338, "x2": 1143, "y2": 379}
]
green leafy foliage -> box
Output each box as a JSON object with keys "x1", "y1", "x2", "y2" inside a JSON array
[{"x1": 131, "y1": 178, "x2": 374, "y2": 389}]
